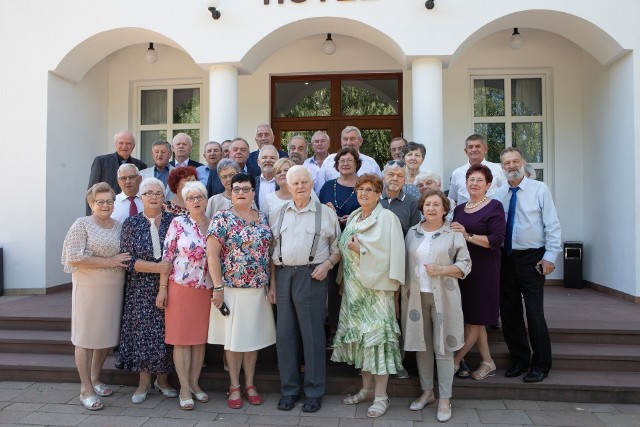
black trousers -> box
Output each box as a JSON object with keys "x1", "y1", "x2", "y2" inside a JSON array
[{"x1": 499, "y1": 248, "x2": 552, "y2": 373}]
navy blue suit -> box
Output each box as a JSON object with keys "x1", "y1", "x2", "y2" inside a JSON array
[
  {"x1": 206, "y1": 162, "x2": 261, "y2": 197},
  {"x1": 246, "y1": 148, "x2": 288, "y2": 174},
  {"x1": 169, "y1": 159, "x2": 203, "y2": 168}
]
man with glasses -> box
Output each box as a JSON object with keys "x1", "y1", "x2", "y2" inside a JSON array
[
  {"x1": 111, "y1": 164, "x2": 143, "y2": 222},
  {"x1": 87, "y1": 130, "x2": 147, "y2": 214},
  {"x1": 315, "y1": 126, "x2": 382, "y2": 191},
  {"x1": 449, "y1": 134, "x2": 505, "y2": 205}
]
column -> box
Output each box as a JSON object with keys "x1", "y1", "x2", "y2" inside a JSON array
[
  {"x1": 208, "y1": 65, "x2": 238, "y2": 142},
  {"x1": 412, "y1": 58, "x2": 444, "y2": 179}
]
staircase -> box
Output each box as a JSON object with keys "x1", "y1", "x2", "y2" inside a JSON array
[{"x1": 0, "y1": 286, "x2": 638, "y2": 403}]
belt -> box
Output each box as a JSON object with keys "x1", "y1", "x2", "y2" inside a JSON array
[
  {"x1": 510, "y1": 247, "x2": 544, "y2": 255},
  {"x1": 278, "y1": 263, "x2": 320, "y2": 270}
]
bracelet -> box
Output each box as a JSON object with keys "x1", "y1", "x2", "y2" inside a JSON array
[
  {"x1": 159, "y1": 285, "x2": 167, "y2": 288},
  {"x1": 213, "y1": 286, "x2": 224, "y2": 292}
]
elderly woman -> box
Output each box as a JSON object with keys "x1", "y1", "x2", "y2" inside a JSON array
[
  {"x1": 414, "y1": 171, "x2": 455, "y2": 222},
  {"x1": 61, "y1": 183, "x2": 130, "y2": 411},
  {"x1": 205, "y1": 159, "x2": 241, "y2": 217},
  {"x1": 261, "y1": 158, "x2": 296, "y2": 216},
  {"x1": 165, "y1": 166, "x2": 198, "y2": 215},
  {"x1": 401, "y1": 142, "x2": 426, "y2": 199},
  {"x1": 319, "y1": 147, "x2": 362, "y2": 228},
  {"x1": 403, "y1": 190, "x2": 471, "y2": 422},
  {"x1": 207, "y1": 173, "x2": 275, "y2": 409},
  {"x1": 119, "y1": 178, "x2": 177, "y2": 403},
  {"x1": 450, "y1": 165, "x2": 505, "y2": 381},
  {"x1": 157, "y1": 181, "x2": 212, "y2": 410},
  {"x1": 332, "y1": 174, "x2": 405, "y2": 418}
]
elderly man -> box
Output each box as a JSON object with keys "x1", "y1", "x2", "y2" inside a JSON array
[
  {"x1": 246, "y1": 124, "x2": 287, "y2": 172},
  {"x1": 288, "y1": 135, "x2": 308, "y2": 166},
  {"x1": 170, "y1": 132, "x2": 202, "y2": 168},
  {"x1": 111, "y1": 164, "x2": 143, "y2": 222},
  {"x1": 87, "y1": 130, "x2": 147, "y2": 213},
  {"x1": 139, "y1": 140, "x2": 174, "y2": 196},
  {"x1": 495, "y1": 147, "x2": 561, "y2": 383},
  {"x1": 255, "y1": 145, "x2": 280, "y2": 210},
  {"x1": 379, "y1": 161, "x2": 421, "y2": 237},
  {"x1": 206, "y1": 138, "x2": 260, "y2": 197},
  {"x1": 389, "y1": 136, "x2": 407, "y2": 161},
  {"x1": 197, "y1": 141, "x2": 223, "y2": 186},
  {"x1": 221, "y1": 139, "x2": 232, "y2": 158},
  {"x1": 316, "y1": 126, "x2": 382, "y2": 191},
  {"x1": 449, "y1": 134, "x2": 505, "y2": 205},
  {"x1": 304, "y1": 131, "x2": 331, "y2": 194},
  {"x1": 268, "y1": 165, "x2": 341, "y2": 414}
]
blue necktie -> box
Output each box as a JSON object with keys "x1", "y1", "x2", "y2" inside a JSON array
[{"x1": 505, "y1": 186, "x2": 519, "y2": 255}]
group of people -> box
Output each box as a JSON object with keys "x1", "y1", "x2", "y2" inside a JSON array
[{"x1": 63, "y1": 126, "x2": 561, "y2": 423}]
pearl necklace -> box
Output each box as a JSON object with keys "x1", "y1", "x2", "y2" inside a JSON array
[
  {"x1": 333, "y1": 179, "x2": 355, "y2": 211},
  {"x1": 465, "y1": 196, "x2": 487, "y2": 210}
]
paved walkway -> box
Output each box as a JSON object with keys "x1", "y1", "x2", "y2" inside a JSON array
[{"x1": 0, "y1": 381, "x2": 639, "y2": 426}]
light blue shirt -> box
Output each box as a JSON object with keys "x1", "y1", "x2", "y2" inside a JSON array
[
  {"x1": 304, "y1": 156, "x2": 323, "y2": 194},
  {"x1": 494, "y1": 177, "x2": 562, "y2": 263},
  {"x1": 197, "y1": 165, "x2": 212, "y2": 186}
]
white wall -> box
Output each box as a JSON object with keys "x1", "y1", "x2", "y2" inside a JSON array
[
  {"x1": 582, "y1": 52, "x2": 636, "y2": 296},
  {"x1": 45, "y1": 62, "x2": 110, "y2": 288}
]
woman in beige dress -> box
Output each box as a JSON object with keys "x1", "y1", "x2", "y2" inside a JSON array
[{"x1": 61, "y1": 182, "x2": 131, "y2": 411}]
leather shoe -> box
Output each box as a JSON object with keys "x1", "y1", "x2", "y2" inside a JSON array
[
  {"x1": 277, "y1": 395, "x2": 298, "y2": 411},
  {"x1": 523, "y1": 369, "x2": 548, "y2": 383},
  {"x1": 302, "y1": 397, "x2": 322, "y2": 413},
  {"x1": 505, "y1": 364, "x2": 529, "y2": 378}
]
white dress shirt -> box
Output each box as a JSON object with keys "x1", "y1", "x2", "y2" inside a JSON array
[
  {"x1": 494, "y1": 177, "x2": 562, "y2": 263},
  {"x1": 111, "y1": 192, "x2": 143, "y2": 222},
  {"x1": 449, "y1": 159, "x2": 505, "y2": 205},
  {"x1": 315, "y1": 152, "x2": 382, "y2": 191},
  {"x1": 258, "y1": 174, "x2": 277, "y2": 210},
  {"x1": 303, "y1": 156, "x2": 325, "y2": 194}
]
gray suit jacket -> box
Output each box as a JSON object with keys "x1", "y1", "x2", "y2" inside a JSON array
[{"x1": 139, "y1": 165, "x2": 175, "y2": 200}]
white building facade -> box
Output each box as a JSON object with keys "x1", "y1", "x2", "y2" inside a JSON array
[{"x1": 0, "y1": 0, "x2": 638, "y2": 301}]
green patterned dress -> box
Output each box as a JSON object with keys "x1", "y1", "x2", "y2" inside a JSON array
[{"x1": 330, "y1": 213, "x2": 404, "y2": 375}]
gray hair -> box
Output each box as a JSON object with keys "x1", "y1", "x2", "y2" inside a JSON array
[
  {"x1": 216, "y1": 158, "x2": 240, "y2": 174},
  {"x1": 312, "y1": 130, "x2": 330, "y2": 143},
  {"x1": 152, "y1": 139, "x2": 171, "y2": 150},
  {"x1": 172, "y1": 132, "x2": 192, "y2": 146},
  {"x1": 524, "y1": 163, "x2": 537, "y2": 180},
  {"x1": 113, "y1": 130, "x2": 135, "y2": 145},
  {"x1": 289, "y1": 135, "x2": 308, "y2": 149},
  {"x1": 500, "y1": 146, "x2": 524, "y2": 161},
  {"x1": 286, "y1": 165, "x2": 313, "y2": 184},
  {"x1": 204, "y1": 141, "x2": 222, "y2": 151},
  {"x1": 86, "y1": 182, "x2": 115, "y2": 204},
  {"x1": 117, "y1": 163, "x2": 139, "y2": 176},
  {"x1": 382, "y1": 161, "x2": 408, "y2": 177},
  {"x1": 140, "y1": 177, "x2": 165, "y2": 195},
  {"x1": 181, "y1": 181, "x2": 208, "y2": 200},
  {"x1": 341, "y1": 125, "x2": 362, "y2": 139},
  {"x1": 415, "y1": 171, "x2": 442, "y2": 187},
  {"x1": 259, "y1": 144, "x2": 280, "y2": 159},
  {"x1": 256, "y1": 124, "x2": 274, "y2": 134}
]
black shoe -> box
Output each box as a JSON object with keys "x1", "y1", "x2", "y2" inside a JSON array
[
  {"x1": 505, "y1": 364, "x2": 529, "y2": 378},
  {"x1": 523, "y1": 369, "x2": 548, "y2": 383},
  {"x1": 302, "y1": 397, "x2": 322, "y2": 413},
  {"x1": 114, "y1": 360, "x2": 124, "y2": 370},
  {"x1": 455, "y1": 359, "x2": 471, "y2": 379},
  {"x1": 277, "y1": 395, "x2": 298, "y2": 411}
]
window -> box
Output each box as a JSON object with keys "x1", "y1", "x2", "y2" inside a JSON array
[
  {"x1": 472, "y1": 74, "x2": 548, "y2": 182},
  {"x1": 136, "y1": 83, "x2": 202, "y2": 166}
]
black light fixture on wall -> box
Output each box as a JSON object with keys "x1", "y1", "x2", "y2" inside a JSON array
[
  {"x1": 144, "y1": 43, "x2": 158, "y2": 64},
  {"x1": 206, "y1": 0, "x2": 221, "y2": 20},
  {"x1": 425, "y1": 0, "x2": 435, "y2": 10}
]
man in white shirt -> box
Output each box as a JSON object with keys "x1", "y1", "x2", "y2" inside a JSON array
[
  {"x1": 304, "y1": 131, "x2": 331, "y2": 194},
  {"x1": 255, "y1": 145, "x2": 279, "y2": 210},
  {"x1": 111, "y1": 164, "x2": 143, "y2": 222},
  {"x1": 139, "y1": 140, "x2": 174, "y2": 198},
  {"x1": 449, "y1": 134, "x2": 505, "y2": 205},
  {"x1": 315, "y1": 126, "x2": 382, "y2": 191}
]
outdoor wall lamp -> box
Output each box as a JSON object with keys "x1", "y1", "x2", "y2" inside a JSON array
[
  {"x1": 322, "y1": 33, "x2": 336, "y2": 55},
  {"x1": 206, "y1": 0, "x2": 221, "y2": 20},
  {"x1": 425, "y1": 0, "x2": 435, "y2": 10},
  {"x1": 144, "y1": 43, "x2": 158, "y2": 64},
  {"x1": 510, "y1": 28, "x2": 523, "y2": 50}
]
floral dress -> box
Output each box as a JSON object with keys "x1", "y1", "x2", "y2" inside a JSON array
[
  {"x1": 330, "y1": 214, "x2": 404, "y2": 375},
  {"x1": 163, "y1": 200, "x2": 188, "y2": 216},
  {"x1": 162, "y1": 215, "x2": 212, "y2": 289},
  {"x1": 119, "y1": 211, "x2": 176, "y2": 374}
]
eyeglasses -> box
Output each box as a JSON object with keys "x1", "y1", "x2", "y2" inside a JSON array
[
  {"x1": 356, "y1": 187, "x2": 377, "y2": 194},
  {"x1": 118, "y1": 175, "x2": 139, "y2": 182},
  {"x1": 467, "y1": 178, "x2": 486, "y2": 184},
  {"x1": 142, "y1": 191, "x2": 164, "y2": 198},
  {"x1": 186, "y1": 195, "x2": 206, "y2": 202},
  {"x1": 338, "y1": 158, "x2": 355, "y2": 164},
  {"x1": 231, "y1": 187, "x2": 254, "y2": 194},
  {"x1": 386, "y1": 160, "x2": 406, "y2": 167},
  {"x1": 219, "y1": 172, "x2": 237, "y2": 181},
  {"x1": 94, "y1": 199, "x2": 114, "y2": 206}
]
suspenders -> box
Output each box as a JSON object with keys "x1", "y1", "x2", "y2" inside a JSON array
[{"x1": 277, "y1": 202, "x2": 323, "y2": 265}]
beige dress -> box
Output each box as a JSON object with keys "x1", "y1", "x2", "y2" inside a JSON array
[{"x1": 61, "y1": 216, "x2": 125, "y2": 349}]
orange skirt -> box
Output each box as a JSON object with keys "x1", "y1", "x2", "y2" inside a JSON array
[{"x1": 165, "y1": 280, "x2": 212, "y2": 345}]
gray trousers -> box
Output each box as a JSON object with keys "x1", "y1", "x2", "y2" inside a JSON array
[
  {"x1": 275, "y1": 265, "x2": 328, "y2": 398},
  {"x1": 416, "y1": 292, "x2": 454, "y2": 398}
]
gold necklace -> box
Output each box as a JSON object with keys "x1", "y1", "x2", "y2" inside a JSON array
[{"x1": 465, "y1": 196, "x2": 487, "y2": 210}]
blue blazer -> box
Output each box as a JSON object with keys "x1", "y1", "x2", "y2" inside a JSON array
[{"x1": 206, "y1": 162, "x2": 261, "y2": 197}]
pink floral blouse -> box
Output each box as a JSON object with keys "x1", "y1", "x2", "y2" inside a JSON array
[{"x1": 162, "y1": 215, "x2": 213, "y2": 289}]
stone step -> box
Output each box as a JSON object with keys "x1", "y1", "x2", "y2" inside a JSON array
[
  {"x1": 0, "y1": 329, "x2": 73, "y2": 354},
  {"x1": 0, "y1": 352, "x2": 638, "y2": 404},
  {"x1": 0, "y1": 317, "x2": 71, "y2": 331}
]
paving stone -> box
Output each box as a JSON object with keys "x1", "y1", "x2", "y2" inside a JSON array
[
  {"x1": 420, "y1": 407, "x2": 480, "y2": 423},
  {"x1": 108, "y1": 392, "x2": 165, "y2": 409},
  {"x1": 10, "y1": 387, "x2": 78, "y2": 404},
  {"x1": 298, "y1": 395, "x2": 356, "y2": 419},
  {"x1": 0, "y1": 401, "x2": 10, "y2": 410},
  {"x1": 467, "y1": 424, "x2": 524, "y2": 427},
  {"x1": 535, "y1": 401, "x2": 619, "y2": 412},
  {"x1": 614, "y1": 403, "x2": 640, "y2": 414},
  {"x1": 30, "y1": 382, "x2": 83, "y2": 391},
  {"x1": 213, "y1": 413, "x2": 249, "y2": 422},
  {"x1": 0, "y1": 410, "x2": 30, "y2": 423},
  {"x1": 2, "y1": 403, "x2": 44, "y2": 412},
  {"x1": 504, "y1": 400, "x2": 541, "y2": 410},
  {"x1": 594, "y1": 412, "x2": 640, "y2": 426},
  {"x1": 299, "y1": 416, "x2": 341, "y2": 426},
  {"x1": 372, "y1": 419, "x2": 413, "y2": 427},
  {"x1": 18, "y1": 411, "x2": 88, "y2": 426},
  {"x1": 78, "y1": 413, "x2": 148, "y2": 427},
  {"x1": 338, "y1": 418, "x2": 373, "y2": 427},
  {"x1": 194, "y1": 422, "x2": 247, "y2": 427},
  {"x1": 0, "y1": 382, "x2": 33, "y2": 390},
  {"x1": 354, "y1": 401, "x2": 422, "y2": 420},
  {"x1": 455, "y1": 399, "x2": 508, "y2": 409},
  {"x1": 526, "y1": 409, "x2": 605, "y2": 427},
  {"x1": 246, "y1": 414, "x2": 301, "y2": 425},
  {"x1": 141, "y1": 418, "x2": 197, "y2": 426},
  {"x1": 120, "y1": 407, "x2": 170, "y2": 417},
  {"x1": 0, "y1": 388, "x2": 23, "y2": 401},
  {"x1": 164, "y1": 409, "x2": 219, "y2": 420},
  {"x1": 477, "y1": 409, "x2": 533, "y2": 425},
  {"x1": 40, "y1": 402, "x2": 88, "y2": 413}
]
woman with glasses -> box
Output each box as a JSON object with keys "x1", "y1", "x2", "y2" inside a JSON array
[
  {"x1": 207, "y1": 173, "x2": 275, "y2": 409},
  {"x1": 450, "y1": 164, "x2": 505, "y2": 381},
  {"x1": 62, "y1": 183, "x2": 130, "y2": 411},
  {"x1": 119, "y1": 178, "x2": 177, "y2": 404},
  {"x1": 156, "y1": 181, "x2": 212, "y2": 410},
  {"x1": 332, "y1": 174, "x2": 405, "y2": 418},
  {"x1": 205, "y1": 159, "x2": 241, "y2": 217},
  {"x1": 401, "y1": 142, "x2": 426, "y2": 199},
  {"x1": 165, "y1": 166, "x2": 198, "y2": 215}
]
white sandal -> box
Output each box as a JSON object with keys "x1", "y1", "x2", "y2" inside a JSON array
[
  {"x1": 409, "y1": 390, "x2": 435, "y2": 410},
  {"x1": 79, "y1": 394, "x2": 103, "y2": 411},
  {"x1": 471, "y1": 360, "x2": 496, "y2": 380},
  {"x1": 367, "y1": 395, "x2": 389, "y2": 418},
  {"x1": 342, "y1": 388, "x2": 373, "y2": 405}
]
